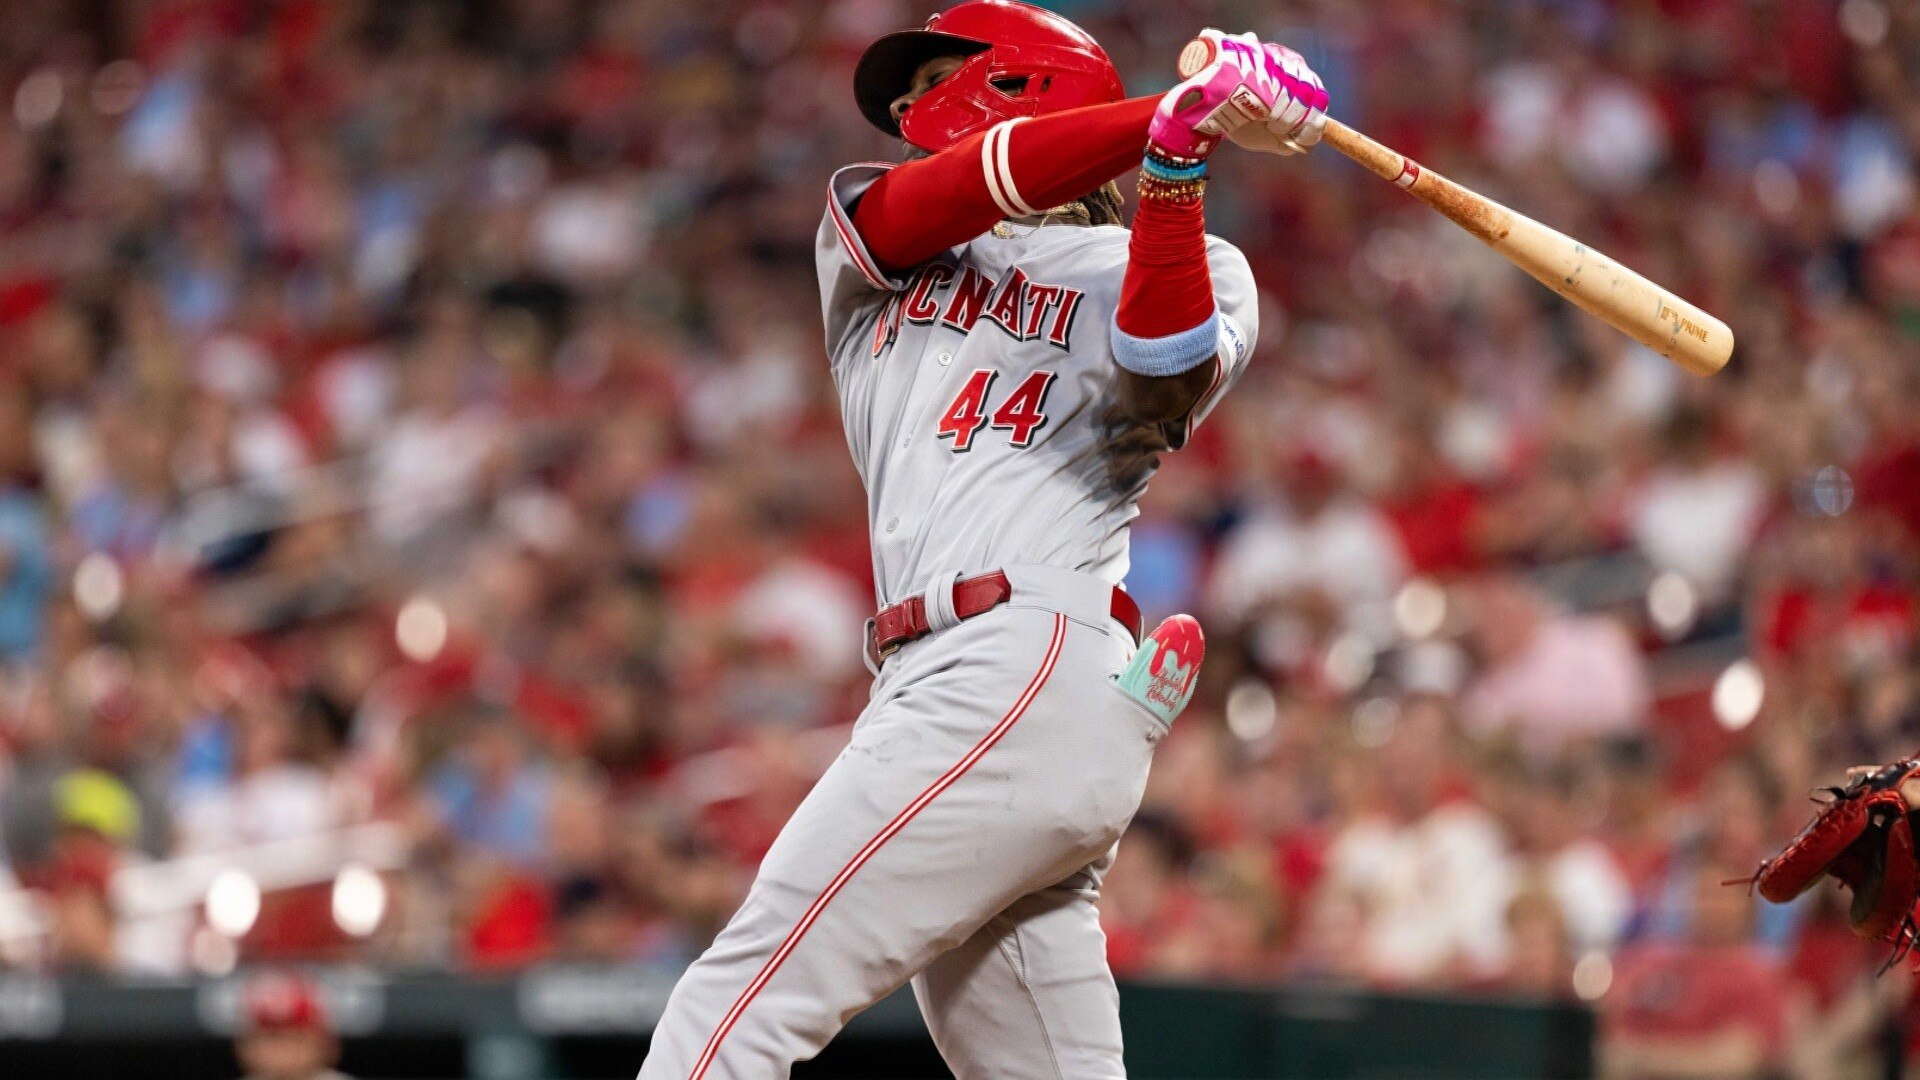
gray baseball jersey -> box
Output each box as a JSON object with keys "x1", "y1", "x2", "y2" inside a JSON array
[
  {"x1": 818, "y1": 163, "x2": 1259, "y2": 606},
  {"x1": 637, "y1": 164, "x2": 1259, "y2": 1080}
]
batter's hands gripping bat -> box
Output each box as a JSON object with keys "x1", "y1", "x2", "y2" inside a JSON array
[{"x1": 1177, "y1": 42, "x2": 1735, "y2": 377}]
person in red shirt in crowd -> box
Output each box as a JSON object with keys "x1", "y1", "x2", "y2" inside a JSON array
[
  {"x1": 1601, "y1": 864, "x2": 1788, "y2": 1080},
  {"x1": 1756, "y1": 514, "x2": 1916, "y2": 679},
  {"x1": 1378, "y1": 422, "x2": 1487, "y2": 578},
  {"x1": 235, "y1": 970, "x2": 351, "y2": 1080}
]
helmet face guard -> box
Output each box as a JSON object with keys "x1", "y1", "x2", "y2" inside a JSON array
[{"x1": 854, "y1": 1, "x2": 1125, "y2": 154}]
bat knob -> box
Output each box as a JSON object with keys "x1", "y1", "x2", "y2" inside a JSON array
[{"x1": 1177, "y1": 37, "x2": 1215, "y2": 79}]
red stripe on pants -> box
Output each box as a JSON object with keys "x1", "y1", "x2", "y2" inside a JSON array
[{"x1": 688, "y1": 613, "x2": 1070, "y2": 1078}]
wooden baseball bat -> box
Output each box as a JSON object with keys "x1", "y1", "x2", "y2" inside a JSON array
[
  {"x1": 1174, "y1": 45, "x2": 1733, "y2": 375},
  {"x1": 1314, "y1": 120, "x2": 1732, "y2": 376}
]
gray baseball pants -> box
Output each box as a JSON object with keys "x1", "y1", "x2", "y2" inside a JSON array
[{"x1": 637, "y1": 565, "x2": 1166, "y2": 1079}]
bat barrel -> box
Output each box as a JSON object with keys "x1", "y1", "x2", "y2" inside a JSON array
[{"x1": 1318, "y1": 114, "x2": 1731, "y2": 373}]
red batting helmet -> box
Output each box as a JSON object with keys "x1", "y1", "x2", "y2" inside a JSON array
[{"x1": 854, "y1": 1, "x2": 1125, "y2": 153}]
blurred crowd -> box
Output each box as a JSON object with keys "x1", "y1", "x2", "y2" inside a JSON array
[{"x1": 0, "y1": 0, "x2": 1916, "y2": 1076}]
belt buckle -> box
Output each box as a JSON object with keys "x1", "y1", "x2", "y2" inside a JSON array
[{"x1": 877, "y1": 636, "x2": 904, "y2": 661}]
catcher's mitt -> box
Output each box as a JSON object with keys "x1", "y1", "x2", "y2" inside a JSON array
[{"x1": 1743, "y1": 758, "x2": 1920, "y2": 962}]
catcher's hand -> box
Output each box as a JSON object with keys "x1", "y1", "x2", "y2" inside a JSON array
[{"x1": 1745, "y1": 758, "x2": 1920, "y2": 956}]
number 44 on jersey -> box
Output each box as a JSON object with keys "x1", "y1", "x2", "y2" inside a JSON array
[{"x1": 937, "y1": 370, "x2": 1058, "y2": 453}]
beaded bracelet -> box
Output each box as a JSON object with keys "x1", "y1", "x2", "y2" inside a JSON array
[
  {"x1": 1142, "y1": 145, "x2": 1208, "y2": 179},
  {"x1": 1141, "y1": 156, "x2": 1207, "y2": 183},
  {"x1": 1137, "y1": 173, "x2": 1206, "y2": 205},
  {"x1": 1139, "y1": 144, "x2": 1208, "y2": 204}
]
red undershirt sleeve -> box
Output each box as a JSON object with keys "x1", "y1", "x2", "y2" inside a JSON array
[
  {"x1": 1114, "y1": 194, "x2": 1214, "y2": 341},
  {"x1": 851, "y1": 96, "x2": 1159, "y2": 273}
]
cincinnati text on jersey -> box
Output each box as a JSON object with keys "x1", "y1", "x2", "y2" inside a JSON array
[{"x1": 871, "y1": 263, "x2": 1086, "y2": 357}]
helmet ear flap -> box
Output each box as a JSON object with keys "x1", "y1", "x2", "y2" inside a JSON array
[{"x1": 899, "y1": 50, "x2": 1012, "y2": 151}]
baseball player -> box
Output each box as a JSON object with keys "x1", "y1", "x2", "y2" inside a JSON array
[{"x1": 639, "y1": 3, "x2": 1328, "y2": 1077}]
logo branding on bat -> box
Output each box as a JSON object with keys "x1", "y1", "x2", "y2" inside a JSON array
[{"x1": 1656, "y1": 300, "x2": 1710, "y2": 343}]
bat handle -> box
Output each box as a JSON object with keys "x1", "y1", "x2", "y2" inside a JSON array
[
  {"x1": 1319, "y1": 120, "x2": 1413, "y2": 184},
  {"x1": 1316, "y1": 121, "x2": 1518, "y2": 247}
]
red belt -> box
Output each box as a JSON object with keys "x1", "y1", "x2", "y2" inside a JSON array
[{"x1": 868, "y1": 570, "x2": 1143, "y2": 664}]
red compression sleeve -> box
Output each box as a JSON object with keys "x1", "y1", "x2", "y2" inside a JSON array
[
  {"x1": 1115, "y1": 194, "x2": 1214, "y2": 339},
  {"x1": 852, "y1": 96, "x2": 1159, "y2": 273}
]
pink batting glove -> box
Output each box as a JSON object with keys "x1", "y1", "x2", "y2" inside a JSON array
[
  {"x1": 1149, "y1": 30, "x2": 1292, "y2": 159},
  {"x1": 1238, "y1": 43, "x2": 1329, "y2": 156},
  {"x1": 1159, "y1": 30, "x2": 1330, "y2": 159}
]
